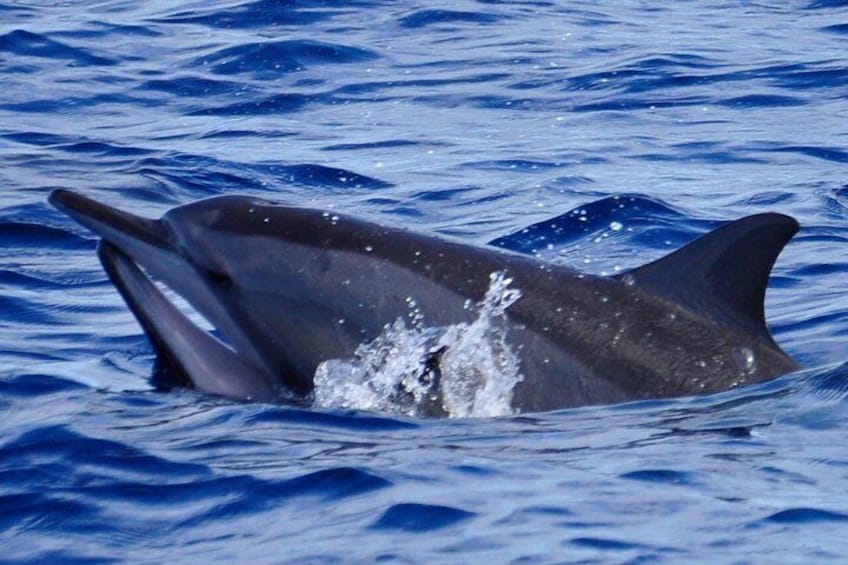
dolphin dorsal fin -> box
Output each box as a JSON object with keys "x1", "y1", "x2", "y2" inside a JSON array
[{"x1": 616, "y1": 213, "x2": 799, "y2": 338}]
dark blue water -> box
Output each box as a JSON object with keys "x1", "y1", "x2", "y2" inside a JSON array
[{"x1": 3, "y1": 1, "x2": 848, "y2": 561}]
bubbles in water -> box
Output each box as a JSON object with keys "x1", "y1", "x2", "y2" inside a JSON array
[{"x1": 313, "y1": 272, "x2": 524, "y2": 418}]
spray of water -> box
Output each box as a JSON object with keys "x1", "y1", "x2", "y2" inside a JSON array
[{"x1": 313, "y1": 272, "x2": 524, "y2": 418}]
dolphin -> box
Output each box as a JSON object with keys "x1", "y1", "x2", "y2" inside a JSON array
[{"x1": 49, "y1": 189, "x2": 801, "y2": 412}]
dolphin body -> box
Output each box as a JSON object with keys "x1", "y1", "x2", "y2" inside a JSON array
[{"x1": 50, "y1": 189, "x2": 801, "y2": 412}]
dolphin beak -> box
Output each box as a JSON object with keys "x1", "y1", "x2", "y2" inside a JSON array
[
  {"x1": 50, "y1": 189, "x2": 279, "y2": 401},
  {"x1": 49, "y1": 189, "x2": 171, "y2": 252},
  {"x1": 49, "y1": 189, "x2": 195, "y2": 309}
]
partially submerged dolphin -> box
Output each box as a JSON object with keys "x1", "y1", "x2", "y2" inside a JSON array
[{"x1": 50, "y1": 189, "x2": 801, "y2": 412}]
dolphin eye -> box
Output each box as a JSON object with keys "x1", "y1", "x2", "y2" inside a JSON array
[{"x1": 205, "y1": 268, "x2": 232, "y2": 288}]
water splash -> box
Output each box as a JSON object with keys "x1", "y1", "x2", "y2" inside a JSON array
[{"x1": 313, "y1": 272, "x2": 524, "y2": 418}]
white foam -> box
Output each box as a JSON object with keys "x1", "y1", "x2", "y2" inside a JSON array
[{"x1": 313, "y1": 272, "x2": 524, "y2": 418}]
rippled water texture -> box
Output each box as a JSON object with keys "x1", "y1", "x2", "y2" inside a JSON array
[{"x1": 3, "y1": 1, "x2": 848, "y2": 562}]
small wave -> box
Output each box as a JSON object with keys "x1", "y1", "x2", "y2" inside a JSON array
[
  {"x1": 490, "y1": 194, "x2": 684, "y2": 255},
  {"x1": 470, "y1": 159, "x2": 566, "y2": 173},
  {"x1": 0, "y1": 221, "x2": 93, "y2": 248},
  {"x1": 274, "y1": 164, "x2": 392, "y2": 190},
  {"x1": 331, "y1": 72, "x2": 511, "y2": 102},
  {"x1": 0, "y1": 29, "x2": 116, "y2": 66},
  {"x1": 571, "y1": 95, "x2": 707, "y2": 113},
  {"x1": 58, "y1": 21, "x2": 161, "y2": 39},
  {"x1": 246, "y1": 406, "x2": 418, "y2": 431},
  {"x1": 822, "y1": 23, "x2": 848, "y2": 34},
  {"x1": 761, "y1": 508, "x2": 848, "y2": 524},
  {"x1": 1, "y1": 93, "x2": 149, "y2": 114},
  {"x1": 717, "y1": 94, "x2": 805, "y2": 108},
  {"x1": 119, "y1": 152, "x2": 391, "y2": 196},
  {"x1": 372, "y1": 503, "x2": 475, "y2": 531},
  {"x1": 806, "y1": 0, "x2": 848, "y2": 9},
  {"x1": 120, "y1": 153, "x2": 267, "y2": 198},
  {"x1": 190, "y1": 92, "x2": 311, "y2": 116},
  {"x1": 3, "y1": 424, "x2": 207, "y2": 479},
  {"x1": 180, "y1": 467, "x2": 391, "y2": 525},
  {"x1": 30, "y1": 140, "x2": 151, "y2": 159},
  {"x1": 3, "y1": 131, "x2": 69, "y2": 146},
  {"x1": 0, "y1": 492, "x2": 96, "y2": 535},
  {"x1": 768, "y1": 145, "x2": 848, "y2": 164},
  {"x1": 0, "y1": 373, "x2": 86, "y2": 398},
  {"x1": 562, "y1": 53, "x2": 717, "y2": 94},
  {"x1": 619, "y1": 469, "x2": 696, "y2": 485},
  {"x1": 570, "y1": 537, "x2": 649, "y2": 551},
  {"x1": 412, "y1": 186, "x2": 479, "y2": 203},
  {"x1": 398, "y1": 9, "x2": 501, "y2": 29},
  {"x1": 139, "y1": 76, "x2": 247, "y2": 98},
  {"x1": 196, "y1": 40, "x2": 378, "y2": 78},
  {"x1": 767, "y1": 63, "x2": 848, "y2": 89},
  {"x1": 322, "y1": 139, "x2": 420, "y2": 152},
  {"x1": 798, "y1": 361, "x2": 848, "y2": 402},
  {"x1": 150, "y1": 0, "x2": 346, "y2": 29}
]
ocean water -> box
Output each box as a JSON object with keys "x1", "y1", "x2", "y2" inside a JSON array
[{"x1": 2, "y1": 0, "x2": 848, "y2": 561}]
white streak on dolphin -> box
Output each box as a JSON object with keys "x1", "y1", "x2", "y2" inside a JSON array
[{"x1": 49, "y1": 189, "x2": 801, "y2": 412}]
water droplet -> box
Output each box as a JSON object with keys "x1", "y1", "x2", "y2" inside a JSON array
[
  {"x1": 609, "y1": 221, "x2": 623, "y2": 231},
  {"x1": 364, "y1": 245, "x2": 373, "y2": 252},
  {"x1": 263, "y1": 217, "x2": 270, "y2": 223},
  {"x1": 732, "y1": 346, "x2": 756, "y2": 375}
]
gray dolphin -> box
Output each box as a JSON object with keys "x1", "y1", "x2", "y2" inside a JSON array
[{"x1": 49, "y1": 189, "x2": 801, "y2": 412}]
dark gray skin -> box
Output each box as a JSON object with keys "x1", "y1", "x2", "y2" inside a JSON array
[{"x1": 50, "y1": 189, "x2": 801, "y2": 412}]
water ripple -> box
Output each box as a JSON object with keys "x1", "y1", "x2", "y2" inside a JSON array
[
  {"x1": 247, "y1": 406, "x2": 418, "y2": 431},
  {"x1": 372, "y1": 503, "x2": 475, "y2": 532},
  {"x1": 150, "y1": 0, "x2": 347, "y2": 29},
  {"x1": 762, "y1": 508, "x2": 848, "y2": 524},
  {"x1": 191, "y1": 92, "x2": 312, "y2": 116},
  {"x1": 197, "y1": 40, "x2": 379, "y2": 77},
  {"x1": 490, "y1": 194, "x2": 686, "y2": 255},
  {"x1": 0, "y1": 29, "x2": 116, "y2": 66},
  {"x1": 398, "y1": 9, "x2": 502, "y2": 29}
]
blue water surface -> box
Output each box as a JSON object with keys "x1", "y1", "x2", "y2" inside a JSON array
[{"x1": 3, "y1": 1, "x2": 848, "y2": 562}]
